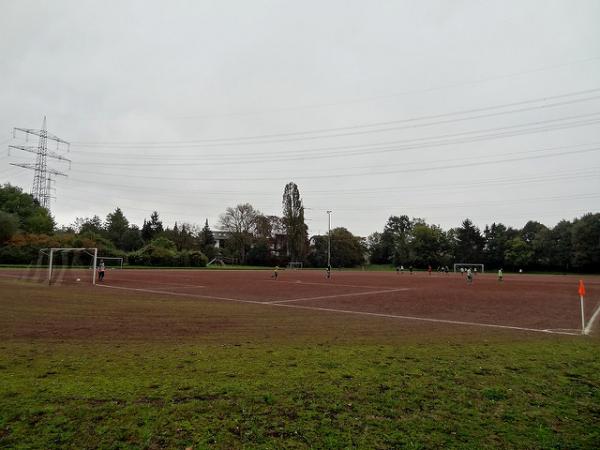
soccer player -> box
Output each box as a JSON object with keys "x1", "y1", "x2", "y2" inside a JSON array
[
  {"x1": 428, "y1": 265, "x2": 432, "y2": 276},
  {"x1": 272, "y1": 265, "x2": 279, "y2": 280},
  {"x1": 98, "y1": 259, "x2": 106, "y2": 282},
  {"x1": 466, "y1": 268, "x2": 473, "y2": 283},
  {"x1": 409, "y1": 265, "x2": 413, "y2": 275},
  {"x1": 326, "y1": 264, "x2": 331, "y2": 279},
  {"x1": 498, "y1": 268, "x2": 503, "y2": 282}
]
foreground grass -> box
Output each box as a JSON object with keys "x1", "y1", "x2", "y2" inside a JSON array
[
  {"x1": 0, "y1": 279, "x2": 599, "y2": 448},
  {"x1": 2, "y1": 341, "x2": 599, "y2": 449}
]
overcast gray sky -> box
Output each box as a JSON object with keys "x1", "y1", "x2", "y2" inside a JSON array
[{"x1": 1, "y1": 0, "x2": 599, "y2": 236}]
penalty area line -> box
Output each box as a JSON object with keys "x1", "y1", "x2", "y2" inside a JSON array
[
  {"x1": 96, "y1": 283, "x2": 582, "y2": 336},
  {"x1": 266, "y1": 288, "x2": 410, "y2": 304},
  {"x1": 272, "y1": 303, "x2": 582, "y2": 336},
  {"x1": 269, "y1": 279, "x2": 413, "y2": 290}
]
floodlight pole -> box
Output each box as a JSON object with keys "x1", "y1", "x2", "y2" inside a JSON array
[{"x1": 327, "y1": 210, "x2": 332, "y2": 269}]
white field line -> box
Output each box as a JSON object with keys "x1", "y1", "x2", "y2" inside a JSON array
[
  {"x1": 96, "y1": 283, "x2": 581, "y2": 336},
  {"x1": 265, "y1": 288, "x2": 410, "y2": 304},
  {"x1": 151, "y1": 283, "x2": 206, "y2": 288},
  {"x1": 268, "y1": 279, "x2": 412, "y2": 290},
  {"x1": 584, "y1": 302, "x2": 600, "y2": 335},
  {"x1": 275, "y1": 303, "x2": 582, "y2": 336},
  {"x1": 97, "y1": 284, "x2": 264, "y2": 305}
]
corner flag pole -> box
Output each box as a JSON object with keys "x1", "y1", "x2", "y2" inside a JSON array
[{"x1": 579, "y1": 280, "x2": 586, "y2": 334}]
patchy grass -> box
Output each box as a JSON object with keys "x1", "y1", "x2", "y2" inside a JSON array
[{"x1": 0, "y1": 278, "x2": 599, "y2": 449}]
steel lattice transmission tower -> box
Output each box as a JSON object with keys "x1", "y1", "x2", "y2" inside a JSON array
[{"x1": 8, "y1": 116, "x2": 70, "y2": 211}]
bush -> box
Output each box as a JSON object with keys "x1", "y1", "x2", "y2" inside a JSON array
[
  {"x1": 178, "y1": 250, "x2": 208, "y2": 267},
  {"x1": 127, "y1": 238, "x2": 207, "y2": 267}
]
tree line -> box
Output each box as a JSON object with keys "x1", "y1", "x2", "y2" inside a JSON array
[
  {"x1": 0, "y1": 182, "x2": 598, "y2": 271},
  {"x1": 367, "y1": 215, "x2": 600, "y2": 272}
]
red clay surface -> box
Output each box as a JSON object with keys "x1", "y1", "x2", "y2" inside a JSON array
[{"x1": 2, "y1": 268, "x2": 599, "y2": 335}]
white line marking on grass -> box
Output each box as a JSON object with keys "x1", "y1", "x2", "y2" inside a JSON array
[
  {"x1": 266, "y1": 288, "x2": 410, "y2": 304},
  {"x1": 584, "y1": 302, "x2": 600, "y2": 335},
  {"x1": 273, "y1": 303, "x2": 582, "y2": 336}
]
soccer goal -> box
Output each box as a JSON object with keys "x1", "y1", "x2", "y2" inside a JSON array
[
  {"x1": 287, "y1": 261, "x2": 303, "y2": 270},
  {"x1": 97, "y1": 256, "x2": 124, "y2": 270},
  {"x1": 40, "y1": 248, "x2": 99, "y2": 285},
  {"x1": 453, "y1": 263, "x2": 485, "y2": 273}
]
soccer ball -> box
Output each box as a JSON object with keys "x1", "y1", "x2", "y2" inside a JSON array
[{"x1": 76, "y1": 278, "x2": 81, "y2": 282}]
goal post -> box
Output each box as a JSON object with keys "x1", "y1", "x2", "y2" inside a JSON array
[
  {"x1": 453, "y1": 263, "x2": 485, "y2": 273},
  {"x1": 42, "y1": 248, "x2": 98, "y2": 285},
  {"x1": 287, "y1": 261, "x2": 303, "y2": 270}
]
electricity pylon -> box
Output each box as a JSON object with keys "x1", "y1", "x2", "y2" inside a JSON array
[{"x1": 9, "y1": 116, "x2": 70, "y2": 211}]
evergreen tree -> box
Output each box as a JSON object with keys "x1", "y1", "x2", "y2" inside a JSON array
[
  {"x1": 282, "y1": 182, "x2": 308, "y2": 261},
  {"x1": 453, "y1": 219, "x2": 485, "y2": 262},
  {"x1": 200, "y1": 219, "x2": 216, "y2": 248},
  {"x1": 142, "y1": 211, "x2": 164, "y2": 242},
  {"x1": 105, "y1": 207, "x2": 129, "y2": 247}
]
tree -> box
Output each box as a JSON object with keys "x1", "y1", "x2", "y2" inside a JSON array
[
  {"x1": 142, "y1": 211, "x2": 164, "y2": 242},
  {"x1": 483, "y1": 223, "x2": 516, "y2": 269},
  {"x1": 0, "y1": 211, "x2": 19, "y2": 243},
  {"x1": 246, "y1": 238, "x2": 273, "y2": 266},
  {"x1": 199, "y1": 219, "x2": 216, "y2": 259},
  {"x1": 308, "y1": 227, "x2": 365, "y2": 268},
  {"x1": 164, "y1": 222, "x2": 197, "y2": 251},
  {"x1": 74, "y1": 215, "x2": 103, "y2": 235},
  {"x1": 453, "y1": 219, "x2": 485, "y2": 263},
  {"x1": 105, "y1": 207, "x2": 129, "y2": 247},
  {"x1": 550, "y1": 220, "x2": 573, "y2": 272},
  {"x1": 571, "y1": 213, "x2": 600, "y2": 271},
  {"x1": 0, "y1": 183, "x2": 55, "y2": 234},
  {"x1": 505, "y1": 237, "x2": 534, "y2": 270},
  {"x1": 409, "y1": 223, "x2": 449, "y2": 267},
  {"x1": 520, "y1": 220, "x2": 550, "y2": 269},
  {"x1": 219, "y1": 203, "x2": 260, "y2": 263},
  {"x1": 373, "y1": 215, "x2": 413, "y2": 265},
  {"x1": 120, "y1": 225, "x2": 144, "y2": 252},
  {"x1": 282, "y1": 182, "x2": 308, "y2": 261},
  {"x1": 367, "y1": 232, "x2": 387, "y2": 264}
]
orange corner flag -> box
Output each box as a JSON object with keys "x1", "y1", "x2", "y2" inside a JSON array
[{"x1": 578, "y1": 280, "x2": 586, "y2": 297}]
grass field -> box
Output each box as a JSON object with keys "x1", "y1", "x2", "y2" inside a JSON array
[{"x1": 1, "y1": 269, "x2": 599, "y2": 449}]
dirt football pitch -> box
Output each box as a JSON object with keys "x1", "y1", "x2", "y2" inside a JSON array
[{"x1": 1, "y1": 268, "x2": 599, "y2": 448}]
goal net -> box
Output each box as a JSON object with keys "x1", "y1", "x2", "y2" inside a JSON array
[
  {"x1": 287, "y1": 261, "x2": 303, "y2": 269},
  {"x1": 453, "y1": 263, "x2": 485, "y2": 273},
  {"x1": 39, "y1": 248, "x2": 98, "y2": 285}
]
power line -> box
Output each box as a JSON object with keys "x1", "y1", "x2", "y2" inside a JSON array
[
  {"x1": 73, "y1": 88, "x2": 600, "y2": 146},
  {"x1": 67, "y1": 113, "x2": 600, "y2": 168},
  {"x1": 69, "y1": 144, "x2": 600, "y2": 182},
  {"x1": 166, "y1": 55, "x2": 600, "y2": 119}
]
